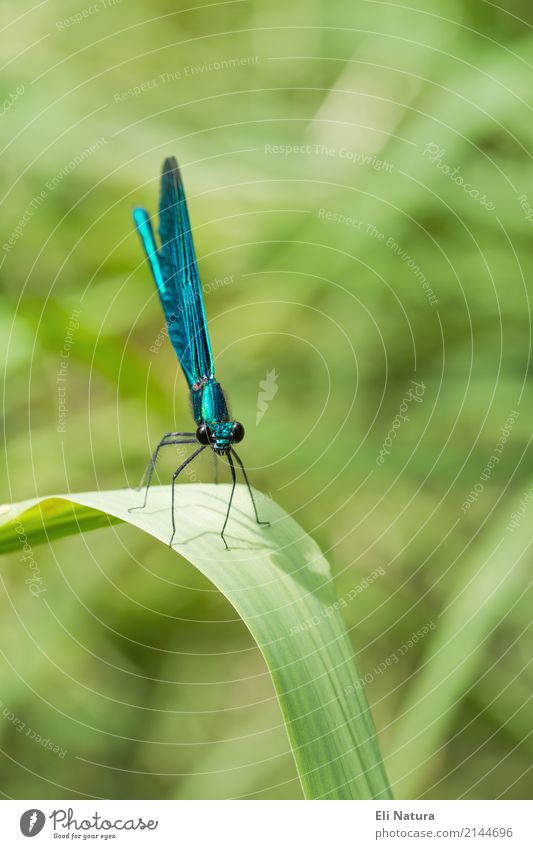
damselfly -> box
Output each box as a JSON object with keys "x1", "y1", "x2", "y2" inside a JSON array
[{"x1": 131, "y1": 156, "x2": 268, "y2": 548}]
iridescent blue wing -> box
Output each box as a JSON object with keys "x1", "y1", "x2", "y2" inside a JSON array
[{"x1": 132, "y1": 156, "x2": 214, "y2": 388}]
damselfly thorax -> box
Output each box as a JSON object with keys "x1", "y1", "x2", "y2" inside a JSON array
[{"x1": 191, "y1": 379, "x2": 244, "y2": 456}]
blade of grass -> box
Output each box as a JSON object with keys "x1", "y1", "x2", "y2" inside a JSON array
[{"x1": 0, "y1": 484, "x2": 393, "y2": 800}]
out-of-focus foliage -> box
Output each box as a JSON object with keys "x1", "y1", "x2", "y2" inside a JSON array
[{"x1": 1, "y1": 0, "x2": 532, "y2": 799}]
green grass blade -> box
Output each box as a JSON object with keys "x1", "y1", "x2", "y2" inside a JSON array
[{"x1": 0, "y1": 484, "x2": 392, "y2": 801}]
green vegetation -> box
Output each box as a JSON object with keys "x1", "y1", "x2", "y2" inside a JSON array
[
  {"x1": 1, "y1": 0, "x2": 532, "y2": 799},
  {"x1": 0, "y1": 486, "x2": 393, "y2": 800}
]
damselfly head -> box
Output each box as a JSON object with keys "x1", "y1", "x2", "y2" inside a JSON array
[{"x1": 196, "y1": 421, "x2": 245, "y2": 454}]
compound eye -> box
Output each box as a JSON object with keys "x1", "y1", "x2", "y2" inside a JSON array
[
  {"x1": 196, "y1": 424, "x2": 211, "y2": 445},
  {"x1": 232, "y1": 421, "x2": 245, "y2": 443}
]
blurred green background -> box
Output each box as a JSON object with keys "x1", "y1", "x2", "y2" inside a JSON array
[{"x1": 1, "y1": 0, "x2": 532, "y2": 800}]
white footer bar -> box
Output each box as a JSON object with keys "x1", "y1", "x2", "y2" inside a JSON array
[{"x1": 1, "y1": 799, "x2": 531, "y2": 848}]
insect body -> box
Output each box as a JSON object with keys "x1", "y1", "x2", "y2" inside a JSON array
[{"x1": 132, "y1": 156, "x2": 267, "y2": 548}]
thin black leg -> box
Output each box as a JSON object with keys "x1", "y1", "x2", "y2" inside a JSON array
[
  {"x1": 169, "y1": 445, "x2": 206, "y2": 547},
  {"x1": 213, "y1": 452, "x2": 219, "y2": 485},
  {"x1": 136, "y1": 432, "x2": 196, "y2": 491},
  {"x1": 231, "y1": 448, "x2": 269, "y2": 526},
  {"x1": 220, "y1": 451, "x2": 237, "y2": 550},
  {"x1": 131, "y1": 434, "x2": 196, "y2": 511}
]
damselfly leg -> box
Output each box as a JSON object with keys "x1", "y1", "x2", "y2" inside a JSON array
[
  {"x1": 169, "y1": 445, "x2": 206, "y2": 547},
  {"x1": 231, "y1": 448, "x2": 270, "y2": 527},
  {"x1": 220, "y1": 451, "x2": 237, "y2": 550},
  {"x1": 130, "y1": 432, "x2": 196, "y2": 511}
]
